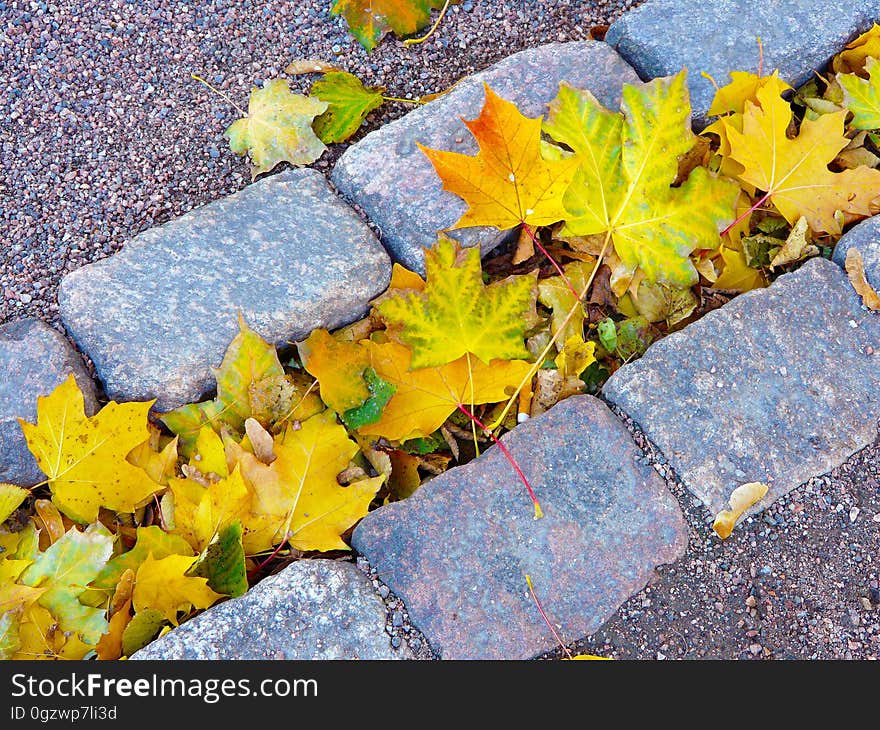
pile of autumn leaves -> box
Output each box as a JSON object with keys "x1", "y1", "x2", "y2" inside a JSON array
[{"x1": 4, "y1": 27, "x2": 880, "y2": 662}]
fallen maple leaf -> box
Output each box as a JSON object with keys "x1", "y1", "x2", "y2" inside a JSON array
[
  {"x1": 229, "y1": 410, "x2": 383, "y2": 553},
  {"x1": 721, "y1": 83, "x2": 880, "y2": 234},
  {"x1": 839, "y1": 58, "x2": 880, "y2": 130},
  {"x1": 377, "y1": 237, "x2": 535, "y2": 367},
  {"x1": 18, "y1": 375, "x2": 162, "y2": 524},
  {"x1": 0, "y1": 483, "x2": 28, "y2": 524},
  {"x1": 537, "y1": 260, "x2": 594, "y2": 349},
  {"x1": 357, "y1": 339, "x2": 533, "y2": 441},
  {"x1": 162, "y1": 315, "x2": 287, "y2": 452},
  {"x1": 711, "y1": 246, "x2": 766, "y2": 292},
  {"x1": 92, "y1": 526, "x2": 194, "y2": 592},
  {"x1": 418, "y1": 84, "x2": 578, "y2": 230},
  {"x1": 713, "y1": 482, "x2": 769, "y2": 539},
  {"x1": 311, "y1": 71, "x2": 385, "y2": 144},
  {"x1": 225, "y1": 78, "x2": 328, "y2": 179},
  {"x1": 132, "y1": 553, "x2": 222, "y2": 625},
  {"x1": 833, "y1": 23, "x2": 880, "y2": 76},
  {"x1": 331, "y1": 0, "x2": 453, "y2": 52},
  {"x1": 544, "y1": 72, "x2": 739, "y2": 287},
  {"x1": 18, "y1": 524, "x2": 113, "y2": 645},
  {"x1": 845, "y1": 247, "x2": 880, "y2": 310}
]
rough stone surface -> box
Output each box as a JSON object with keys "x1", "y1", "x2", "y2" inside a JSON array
[
  {"x1": 331, "y1": 41, "x2": 640, "y2": 273},
  {"x1": 352, "y1": 396, "x2": 687, "y2": 660},
  {"x1": 603, "y1": 257, "x2": 880, "y2": 518},
  {"x1": 0, "y1": 319, "x2": 97, "y2": 487},
  {"x1": 833, "y1": 216, "x2": 880, "y2": 290},
  {"x1": 606, "y1": 0, "x2": 878, "y2": 121},
  {"x1": 131, "y1": 559, "x2": 410, "y2": 660},
  {"x1": 58, "y1": 169, "x2": 391, "y2": 411}
]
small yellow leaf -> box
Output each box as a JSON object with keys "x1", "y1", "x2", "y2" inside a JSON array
[
  {"x1": 244, "y1": 418, "x2": 276, "y2": 465},
  {"x1": 845, "y1": 247, "x2": 880, "y2": 310},
  {"x1": 133, "y1": 553, "x2": 223, "y2": 625},
  {"x1": 833, "y1": 23, "x2": 880, "y2": 76},
  {"x1": 713, "y1": 482, "x2": 769, "y2": 539},
  {"x1": 298, "y1": 328, "x2": 372, "y2": 413},
  {"x1": 387, "y1": 263, "x2": 426, "y2": 292},
  {"x1": 554, "y1": 335, "x2": 596, "y2": 378},
  {"x1": 0, "y1": 484, "x2": 29, "y2": 525},
  {"x1": 712, "y1": 246, "x2": 766, "y2": 292}
]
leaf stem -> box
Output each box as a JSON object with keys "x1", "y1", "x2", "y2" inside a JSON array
[
  {"x1": 490, "y1": 234, "x2": 612, "y2": 431},
  {"x1": 526, "y1": 574, "x2": 573, "y2": 659},
  {"x1": 523, "y1": 224, "x2": 579, "y2": 300},
  {"x1": 455, "y1": 403, "x2": 543, "y2": 519},
  {"x1": 403, "y1": 0, "x2": 451, "y2": 46},
  {"x1": 720, "y1": 190, "x2": 770, "y2": 239},
  {"x1": 381, "y1": 95, "x2": 427, "y2": 105},
  {"x1": 191, "y1": 73, "x2": 247, "y2": 115}
]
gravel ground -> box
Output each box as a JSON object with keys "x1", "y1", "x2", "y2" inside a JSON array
[
  {"x1": 0, "y1": 0, "x2": 637, "y2": 325},
  {"x1": 4, "y1": 0, "x2": 879, "y2": 661}
]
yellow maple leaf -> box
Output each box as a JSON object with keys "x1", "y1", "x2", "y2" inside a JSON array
[
  {"x1": 12, "y1": 605, "x2": 93, "y2": 660},
  {"x1": 833, "y1": 23, "x2": 880, "y2": 76},
  {"x1": 0, "y1": 483, "x2": 29, "y2": 524},
  {"x1": 537, "y1": 260, "x2": 594, "y2": 350},
  {"x1": 18, "y1": 375, "x2": 162, "y2": 524},
  {"x1": 298, "y1": 328, "x2": 372, "y2": 413},
  {"x1": 418, "y1": 83, "x2": 578, "y2": 230},
  {"x1": 167, "y1": 428, "x2": 252, "y2": 552},
  {"x1": 712, "y1": 246, "x2": 766, "y2": 292},
  {"x1": 225, "y1": 79, "x2": 328, "y2": 179},
  {"x1": 721, "y1": 83, "x2": 880, "y2": 234},
  {"x1": 132, "y1": 553, "x2": 223, "y2": 625},
  {"x1": 377, "y1": 237, "x2": 535, "y2": 368},
  {"x1": 228, "y1": 410, "x2": 383, "y2": 553},
  {"x1": 357, "y1": 340, "x2": 533, "y2": 442}
]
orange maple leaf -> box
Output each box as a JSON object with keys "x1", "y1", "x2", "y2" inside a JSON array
[{"x1": 418, "y1": 84, "x2": 578, "y2": 231}]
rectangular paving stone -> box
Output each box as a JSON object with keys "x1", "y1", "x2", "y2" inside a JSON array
[
  {"x1": 0, "y1": 319, "x2": 97, "y2": 487},
  {"x1": 331, "y1": 41, "x2": 640, "y2": 274},
  {"x1": 352, "y1": 395, "x2": 687, "y2": 660},
  {"x1": 833, "y1": 215, "x2": 880, "y2": 289},
  {"x1": 58, "y1": 169, "x2": 391, "y2": 412},
  {"x1": 606, "y1": 0, "x2": 878, "y2": 121},
  {"x1": 132, "y1": 560, "x2": 409, "y2": 660},
  {"x1": 603, "y1": 257, "x2": 880, "y2": 519}
]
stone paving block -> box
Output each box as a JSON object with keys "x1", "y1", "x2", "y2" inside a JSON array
[
  {"x1": 132, "y1": 559, "x2": 409, "y2": 660},
  {"x1": 58, "y1": 169, "x2": 391, "y2": 411},
  {"x1": 352, "y1": 395, "x2": 687, "y2": 660},
  {"x1": 331, "y1": 41, "x2": 640, "y2": 274},
  {"x1": 603, "y1": 257, "x2": 880, "y2": 518},
  {"x1": 833, "y1": 216, "x2": 880, "y2": 290},
  {"x1": 606, "y1": 0, "x2": 878, "y2": 121},
  {"x1": 0, "y1": 318, "x2": 97, "y2": 487}
]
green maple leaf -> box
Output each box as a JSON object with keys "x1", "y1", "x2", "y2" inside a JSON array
[
  {"x1": 839, "y1": 57, "x2": 880, "y2": 130},
  {"x1": 225, "y1": 79, "x2": 328, "y2": 179},
  {"x1": 543, "y1": 71, "x2": 739, "y2": 287},
  {"x1": 19, "y1": 525, "x2": 114, "y2": 646},
  {"x1": 330, "y1": 0, "x2": 452, "y2": 52},
  {"x1": 312, "y1": 71, "x2": 385, "y2": 144},
  {"x1": 376, "y1": 236, "x2": 535, "y2": 368}
]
